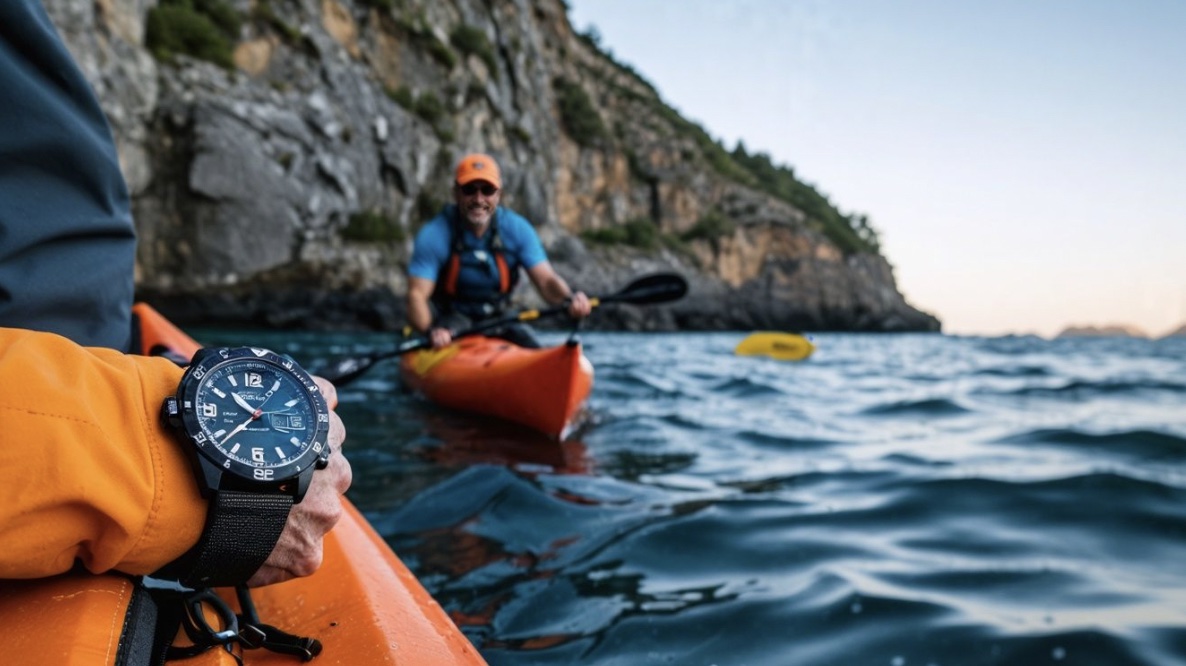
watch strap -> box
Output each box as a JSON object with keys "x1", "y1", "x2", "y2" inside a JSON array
[{"x1": 158, "y1": 490, "x2": 293, "y2": 588}]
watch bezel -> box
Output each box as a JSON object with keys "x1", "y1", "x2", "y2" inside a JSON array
[{"x1": 173, "y1": 347, "x2": 330, "y2": 486}]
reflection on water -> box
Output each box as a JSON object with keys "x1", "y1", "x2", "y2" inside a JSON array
[{"x1": 195, "y1": 329, "x2": 1186, "y2": 665}]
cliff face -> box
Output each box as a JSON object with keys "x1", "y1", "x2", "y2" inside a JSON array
[{"x1": 48, "y1": 0, "x2": 939, "y2": 332}]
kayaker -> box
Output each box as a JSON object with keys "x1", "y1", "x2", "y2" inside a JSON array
[
  {"x1": 408, "y1": 153, "x2": 593, "y2": 348},
  {"x1": 0, "y1": 1, "x2": 351, "y2": 661}
]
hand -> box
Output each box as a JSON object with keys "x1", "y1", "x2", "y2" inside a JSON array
[
  {"x1": 428, "y1": 327, "x2": 453, "y2": 349},
  {"x1": 568, "y1": 291, "x2": 592, "y2": 319},
  {"x1": 247, "y1": 376, "x2": 352, "y2": 587}
]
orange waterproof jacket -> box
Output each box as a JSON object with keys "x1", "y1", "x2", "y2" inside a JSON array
[{"x1": 0, "y1": 326, "x2": 204, "y2": 579}]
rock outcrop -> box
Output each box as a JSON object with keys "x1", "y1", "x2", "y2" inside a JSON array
[
  {"x1": 47, "y1": 0, "x2": 939, "y2": 332},
  {"x1": 1056, "y1": 324, "x2": 1150, "y2": 338}
]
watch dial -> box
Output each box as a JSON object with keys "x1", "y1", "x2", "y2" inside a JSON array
[{"x1": 187, "y1": 351, "x2": 326, "y2": 480}]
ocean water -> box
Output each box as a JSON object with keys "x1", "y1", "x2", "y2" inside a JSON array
[{"x1": 199, "y1": 329, "x2": 1186, "y2": 665}]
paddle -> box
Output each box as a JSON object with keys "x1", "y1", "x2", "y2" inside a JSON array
[
  {"x1": 318, "y1": 272, "x2": 688, "y2": 385},
  {"x1": 734, "y1": 331, "x2": 816, "y2": 361}
]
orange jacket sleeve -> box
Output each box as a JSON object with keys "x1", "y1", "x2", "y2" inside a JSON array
[{"x1": 0, "y1": 327, "x2": 206, "y2": 578}]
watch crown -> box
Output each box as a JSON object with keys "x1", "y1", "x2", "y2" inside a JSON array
[{"x1": 162, "y1": 397, "x2": 182, "y2": 427}]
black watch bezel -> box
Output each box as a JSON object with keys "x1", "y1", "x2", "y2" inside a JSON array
[{"x1": 168, "y1": 347, "x2": 330, "y2": 490}]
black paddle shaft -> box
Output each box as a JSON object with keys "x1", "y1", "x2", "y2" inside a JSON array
[{"x1": 317, "y1": 272, "x2": 688, "y2": 386}]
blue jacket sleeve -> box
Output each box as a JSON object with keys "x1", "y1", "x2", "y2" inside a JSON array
[{"x1": 0, "y1": 0, "x2": 136, "y2": 351}]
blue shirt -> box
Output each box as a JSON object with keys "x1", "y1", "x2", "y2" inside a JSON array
[
  {"x1": 409, "y1": 206, "x2": 547, "y2": 313},
  {"x1": 0, "y1": 0, "x2": 136, "y2": 350}
]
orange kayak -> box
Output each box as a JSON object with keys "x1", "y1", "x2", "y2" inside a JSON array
[
  {"x1": 400, "y1": 335, "x2": 594, "y2": 440},
  {"x1": 130, "y1": 303, "x2": 486, "y2": 665}
]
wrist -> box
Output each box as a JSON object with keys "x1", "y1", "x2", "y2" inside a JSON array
[{"x1": 135, "y1": 357, "x2": 207, "y2": 573}]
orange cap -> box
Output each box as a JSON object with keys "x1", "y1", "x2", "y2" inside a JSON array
[{"x1": 455, "y1": 153, "x2": 502, "y2": 188}]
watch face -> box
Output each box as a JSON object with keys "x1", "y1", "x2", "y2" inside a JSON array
[{"x1": 176, "y1": 348, "x2": 330, "y2": 484}]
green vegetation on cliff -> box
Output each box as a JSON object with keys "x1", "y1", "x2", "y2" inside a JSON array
[
  {"x1": 450, "y1": 24, "x2": 499, "y2": 76},
  {"x1": 341, "y1": 211, "x2": 405, "y2": 243},
  {"x1": 555, "y1": 77, "x2": 609, "y2": 147},
  {"x1": 581, "y1": 218, "x2": 661, "y2": 250},
  {"x1": 145, "y1": 0, "x2": 240, "y2": 69},
  {"x1": 730, "y1": 145, "x2": 880, "y2": 254}
]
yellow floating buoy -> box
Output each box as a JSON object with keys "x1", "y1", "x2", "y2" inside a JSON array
[{"x1": 734, "y1": 331, "x2": 815, "y2": 361}]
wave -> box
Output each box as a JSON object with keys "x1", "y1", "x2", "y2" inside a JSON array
[
  {"x1": 995, "y1": 427, "x2": 1186, "y2": 460},
  {"x1": 708, "y1": 376, "x2": 785, "y2": 397},
  {"x1": 735, "y1": 430, "x2": 841, "y2": 450},
  {"x1": 861, "y1": 397, "x2": 971, "y2": 417},
  {"x1": 972, "y1": 334, "x2": 1052, "y2": 356},
  {"x1": 973, "y1": 364, "x2": 1054, "y2": 378},
  {"x1": 999, "y1": 378, "x2": 1186, "y2": 398}
]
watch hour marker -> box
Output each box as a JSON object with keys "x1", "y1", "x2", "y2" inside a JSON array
[
  {"x1": 290, "y1": 437, "x2": 301, "y2": 447},
  {"x1": 274, "y1": 446, "x2": 286, "y2": 459},
  {"x1": 230, "y1": 443, "x2": 241, "y2": 454},
  {"x1": 228, "y1": 375, "x2": 238, "y2": 387},
  {"x1": 284, "y1": 399, "x2": 300, "y2": 408},
  {"x1": 213, "y1": 429, "x2": 227, "y2": 439},
  {"x1": 212, "y1": 387, "x2": 227, "y2": 398}
]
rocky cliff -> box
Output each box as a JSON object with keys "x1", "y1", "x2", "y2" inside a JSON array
[{"x1": 48, "y1": 0, "x2": 939, "y2": 332}]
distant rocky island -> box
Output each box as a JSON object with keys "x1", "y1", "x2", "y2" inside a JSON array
[
  {"x1": 1057, "y1": 324, "x2": 1149, "y2": 338},
  {"x1": 1056, "y1": 323, "x2": 1186, "y2": 339}
]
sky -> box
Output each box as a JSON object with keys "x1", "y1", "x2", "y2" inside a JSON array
[{"x1": 568, "y1": 0, "x2": 1186, "y2": 337}]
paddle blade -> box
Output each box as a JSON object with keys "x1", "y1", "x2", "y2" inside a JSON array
[
  {"x1": 316, "y1": 355, "x2": 377, "y2": 385},
  {"x1": 735, "y1": 331, "x2": 815, "y2": 361},
  {"x1": 317, "y1": 335, "x2": 434, "y2": 385},
  {"x1": 601, "y1": 273, "x2": 688, "y2": 306}
]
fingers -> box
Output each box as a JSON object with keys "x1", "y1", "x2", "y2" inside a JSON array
[
  {"x1": 430, "y1": 327, "x2": 452, "y2": 349},
  {"x1": 247, "y1": 377, "x2": 351, "y2": 587},
  {"x1": 569, "y1": 291, "x2": 592, "y2": 318},
  {"x1": 247, "y1": 449, "x2": 351, "y2": 587},
  {"x1": 326, "y1": 413, "x2": 352, "y2": 493},
  {"x1": 313, "y1": 375, "x2": 338, "y2": 409}
]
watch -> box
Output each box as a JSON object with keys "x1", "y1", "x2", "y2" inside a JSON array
[{"x1": 157, "y1": 346, "x2": 331, "y2": 587}]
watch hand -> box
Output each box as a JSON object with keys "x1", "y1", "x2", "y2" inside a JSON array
[
  {"x1": 220, "y1": 415, "x2": 256, "y2": 445},
  {"x1": 232, "y1": 392, "x2": 258, "y2": 414}
]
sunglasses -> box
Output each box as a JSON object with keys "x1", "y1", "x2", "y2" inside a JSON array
[{"x1": 460, "y1": 183, "x2": 499, "y2": 197}]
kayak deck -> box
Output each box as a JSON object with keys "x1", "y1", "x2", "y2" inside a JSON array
[
  {"x1": 240, "y1": 501, "x2": 483, "y2": 665},
  {"x1": 400, "y1": 335, "x2": 593, "y2": 440}
]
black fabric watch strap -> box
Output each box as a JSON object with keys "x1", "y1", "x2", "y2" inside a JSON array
[{"x1": 162, "y1": 490, "x2": 293, "y2": 588}]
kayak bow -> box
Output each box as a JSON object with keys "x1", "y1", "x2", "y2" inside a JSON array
[{"x1": 400, "y1": 335, "x2": 593, "y2": 440}]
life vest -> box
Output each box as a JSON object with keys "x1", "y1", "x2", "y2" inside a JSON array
[{"x1": 434, "y1": 208, "x2": 519, "y2": 316}]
